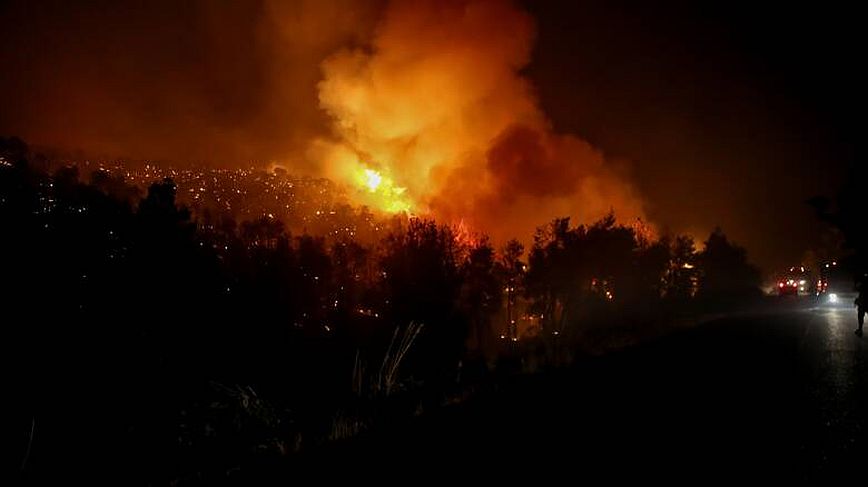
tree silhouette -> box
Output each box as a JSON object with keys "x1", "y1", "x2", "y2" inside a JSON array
[
  {"x1": 526, "y1": 217, "x2": 573, "y2": 333},
  {"x1": 527, "y1": 214, "x2": 665, "y2": 333},
  {"x1": 3, "y1": 136, "x2": 776, "y2": 481},
  {"x1": 499, "y1": 239, "x2": 525, "y2": 340},
  {"x1": 661, "y1": 235, "x2": 698, "y2": 300},
  {"x1": 696, "y1": 228, "x2": 761, "y2": 300},
  {"x1": 808, "y1": 163, "x2": 868, "y2": 272},
  {"x1": 460, "y1": 237, "x2": 502, "y2": 353},
  {"x1": 380, "y1": 219, "x2": 465, "y2": 380}
]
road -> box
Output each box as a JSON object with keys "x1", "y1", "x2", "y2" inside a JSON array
[{"x1": 306, "y1": 303, "x2": 868, "y2": 482}]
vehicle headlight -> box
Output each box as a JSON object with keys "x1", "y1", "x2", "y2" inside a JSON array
[{"x1": 828, "y1": 293, "x2": 839, "y2": 304}]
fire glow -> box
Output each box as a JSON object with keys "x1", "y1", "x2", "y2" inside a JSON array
[
  {"x1": 314, "y1": 0, "x2": 646, "y2": 240},
  {"x1": 350, "y1": 163, "x2": 412, "y2": 214}
]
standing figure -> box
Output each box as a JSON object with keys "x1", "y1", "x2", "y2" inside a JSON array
[{"x1": 856, "y1": 273, "x2": 866, "y2": 337}]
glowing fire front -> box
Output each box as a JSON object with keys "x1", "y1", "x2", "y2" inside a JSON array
[
  {"x1": 350, "y1": 163, "x2": 413, "y2": 214},
  {"x1": 362, "y1": 169, "x2": 382, "y2": 192},
  {"x1": 314, "y1": 0, "x2": 647, "y2": 241}
]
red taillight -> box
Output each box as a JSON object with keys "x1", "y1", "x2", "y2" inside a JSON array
[{"x1": 779, "y1": 282, "x2": 784, "y2": 288}]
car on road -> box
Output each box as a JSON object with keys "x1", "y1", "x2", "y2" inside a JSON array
[{"x1": 816, "y1": 260, "x2": 856, "y2": 307}]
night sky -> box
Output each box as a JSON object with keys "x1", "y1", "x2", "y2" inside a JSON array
[
  {"x1": 526, "y1": 0, "x2": 860, "y2": 274},
  {"x1": 0, "y1": 0, "x2": 860, "y2": 273}
]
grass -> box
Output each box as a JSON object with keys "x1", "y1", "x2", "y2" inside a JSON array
[{"x1": 352, "y1": 322, "x2": 424, "y2": 398}]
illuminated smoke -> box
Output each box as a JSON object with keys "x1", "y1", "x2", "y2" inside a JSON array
[
  {"x1": 0, "y1": 0, "x2": 646, "y2": 242},
  {"x1": 312, "y1": 0, "x2": 646, "y2": 241}
]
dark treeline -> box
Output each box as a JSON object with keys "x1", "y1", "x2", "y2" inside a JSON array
[
  {"x1": 2, "y1": 137, "x2": 761, "y2": 483},
  {"x1": 808, "y1": 162, "x2": 868, "y2": 278}
]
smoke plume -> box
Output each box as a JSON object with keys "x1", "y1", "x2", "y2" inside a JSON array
[{"x1": 314, "y1": 0, "x2": 646, "y2": 241}]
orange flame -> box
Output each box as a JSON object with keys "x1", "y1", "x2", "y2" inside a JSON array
[
  {"x1": 312, "y1": 0, "x2": 647, "y2": 241},
  {"x1": 349, "y1": 162, "x2": 413, "y2": 214}
]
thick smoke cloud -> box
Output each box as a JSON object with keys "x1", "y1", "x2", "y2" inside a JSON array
[
  {"x1": 1, "y1": 0, "x2": 645, "y2": 242},
  {"x1": 314, "y1": 0, "x2": 645, "y2": 241}
]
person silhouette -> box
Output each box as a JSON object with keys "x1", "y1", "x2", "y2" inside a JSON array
[{"x1": 856, "y1": 273, "x2": 866, "y2": 337}]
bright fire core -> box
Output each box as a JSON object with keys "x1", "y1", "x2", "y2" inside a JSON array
[
  {"x1": 363, "y1": 169, "x2": 382, "y2": 192},
  {"x1": 352, "y1": 164, "x2": 412, "y2": 214}
]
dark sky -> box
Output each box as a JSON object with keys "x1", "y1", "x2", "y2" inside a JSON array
[
  {"x1": 0, "y1": 0, "x2": 860, "y2": 273},
  {"x1": 525, "y1": 0, "x2": 861, "y2": 272}
]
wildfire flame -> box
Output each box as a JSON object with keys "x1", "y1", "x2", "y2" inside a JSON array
[
  {"x1": 314, "y1": 0, "x2": 647, "y2": 240},
  {"x1": 350, "y1": 163, "x2": 413, "y2": 214},
  {"x1": 362, "y1": 169, "x2": 382, "y2": 192}
]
